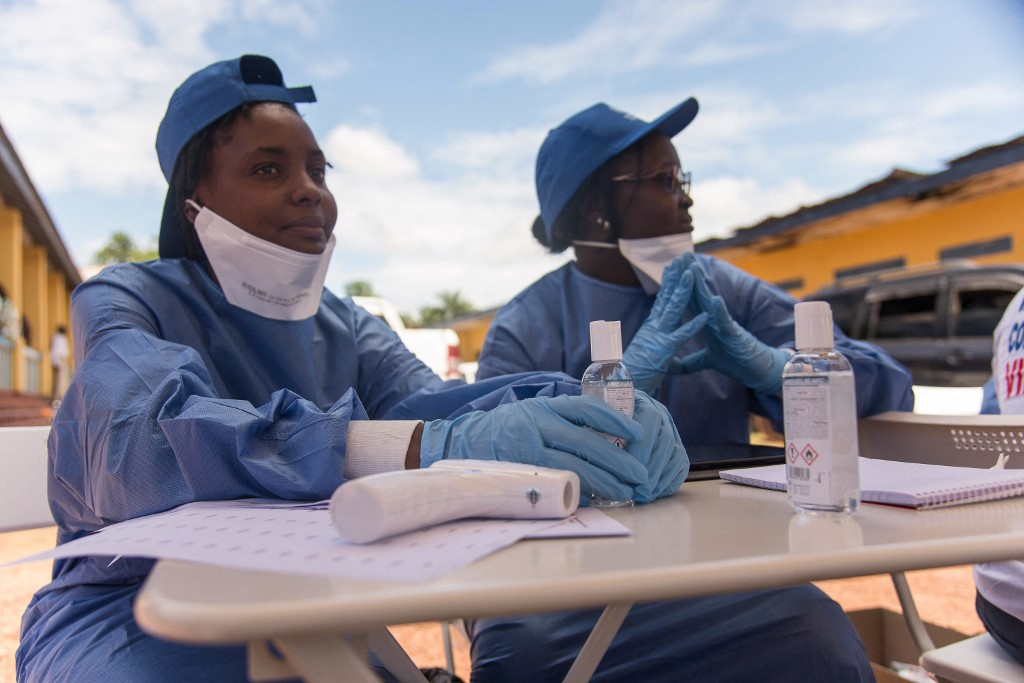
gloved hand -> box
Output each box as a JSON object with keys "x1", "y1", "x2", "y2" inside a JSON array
[
  {"x1": 626, "y1": 391, "x2": 690, "y2": 503},
  {"x1": 678, "y1": 256, "x2": 790, "y2": 394},
  {"x1": 419, "y1": 394, "x2": 648, "y2": 505},
  {"x1": 623, "y1": 257, "x2": 709, "y2": 394}
]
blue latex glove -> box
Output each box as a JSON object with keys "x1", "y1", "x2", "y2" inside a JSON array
[
  {"x1": 623, "y1": 257, "x2": 709, "y2": 394},
  {"x1": 420, "y1": 395, "x2": 648, "y2": 505},
  {"x1": 678, "y1": 255, "x2": 790, "y2": 394},
  {"x1": 627, "y1": 391, "x2": 690, "y2": 503}
]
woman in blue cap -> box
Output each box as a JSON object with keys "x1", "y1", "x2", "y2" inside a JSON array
[
  {"x1": 476, "y1": 99, "x2": 914, "y2": 453},
  {"x1": 15, "y1": 55, "x2": 691, "y2": 682}
]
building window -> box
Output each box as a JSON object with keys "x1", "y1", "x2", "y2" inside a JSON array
[
  {"x1": 774, "y1": 277, "x2": 804, "y2": 291},
  {"x1": 835, "y1": 258, "x2": 906, "y2": 281},
  {"x1": 940, "y1": 236, "x2": 1013, "y2": 261}
]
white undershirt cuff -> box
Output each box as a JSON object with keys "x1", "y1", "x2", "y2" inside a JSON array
[{"x1": 344, "y1": 420, "x2": 423, "y2": 479}]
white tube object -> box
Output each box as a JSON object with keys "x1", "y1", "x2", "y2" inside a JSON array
[{"x1": 330, "y1": 460, "x2": 579, "y2": 544}]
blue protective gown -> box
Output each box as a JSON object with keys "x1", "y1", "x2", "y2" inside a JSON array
[
  {"x1": 14, "y1": 258, "x2": 564, "y2": 681},
  {"x1": 18, "y1": 257, "x2": 874, "y2": 682},
  {"x1": 477, "y1": 256, "x2": 915, "y2": 455}
]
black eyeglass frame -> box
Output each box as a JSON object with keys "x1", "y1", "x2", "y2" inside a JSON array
[{"x1": 610, "y1": 165, "x2": 691, "y2": 196}]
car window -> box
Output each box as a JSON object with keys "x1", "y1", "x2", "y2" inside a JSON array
[
  {"x1": 952, "y1": 284, "x2": 1021, "y2": 337},
  {"x1": 871, "y1": 291, "x2": 940, "y2": 339},
  {"x1": 821, "y1": 289, "x2": 864, "y2": 336}
]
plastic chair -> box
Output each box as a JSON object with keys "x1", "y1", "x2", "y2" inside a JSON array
[
  {"x1": 0, "y1": 425, "x2": 54, "y2": 532},
  {"x1": 859, "y1": 413, "x2": 1024, "y2": 682}
]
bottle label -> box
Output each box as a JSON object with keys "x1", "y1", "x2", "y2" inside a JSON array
[
  {"x1": 582, "y1": 380, "x2": 634, "y2": 448},
  {"x1": 601, "y1": 380, "x2": 635, "y2": 419},
  {"x1": 782, "y1": 374, "x2": 859, "y2": 507}
]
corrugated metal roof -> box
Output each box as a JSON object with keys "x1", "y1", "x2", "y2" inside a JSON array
[
  {"x1": 0, "y1": 119, "x2": 81, "y2": 288},
  {"x1": 697, "y1": 134, "x2": 1024, "y2": 253}
]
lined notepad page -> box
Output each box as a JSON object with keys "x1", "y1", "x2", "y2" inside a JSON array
[{"x1": 720, "y1": 458, "x2": 1024, "y2": 509}]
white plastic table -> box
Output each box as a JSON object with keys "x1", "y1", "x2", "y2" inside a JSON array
[{"x1": 135, "y1": 479, "x2": 1024, "y2": 682}]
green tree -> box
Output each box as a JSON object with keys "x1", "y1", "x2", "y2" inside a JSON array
[
  {"x1": 94, "y1": 232, "x2": 157, "y2": 264},
  {"x1": 344, "y1": 280, "x2": 377, "y2": 297},
  {"x1": 419, "y1": 290, "x2": 475, "y2": 325}
]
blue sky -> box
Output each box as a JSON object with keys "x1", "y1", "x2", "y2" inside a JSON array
[{"x1": 1, "y1": 0, "x2": 1022, "y2": 316}]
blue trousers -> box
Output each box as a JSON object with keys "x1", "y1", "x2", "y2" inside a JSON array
[
  {"x1": 466, "y1": 585, "x2": 873, "y2": 682},
  {"x1": 19, "y1": 582, "x2": 870, "y2": 682},
  {"x1": 976, "y1": 591, "x2": 1024, "y2": 665}
]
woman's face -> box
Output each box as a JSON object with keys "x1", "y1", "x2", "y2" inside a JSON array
[
  {"x1": 606, "y1": 132, "x2": 693, "y2": 240},
  {"x1": 193, "y1": 103, "x2": 337, "y2": 254}
]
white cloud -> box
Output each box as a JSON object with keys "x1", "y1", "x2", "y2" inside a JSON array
[
  {"x1": 471, "y1": 0, "x2": 723, "y2": 85},
  {"x1": 320, "y1": 123, "x2": 556, "y2": 313},
  {"x1": 0, "y1": 0, "x2": 224, "y2": 194},
  {"x1": 0, "y1": 0, "x2": 335, "y2": 196},
  {"x1": 778, "y1": 0, "x2": 921, "y2": 34},
  {"x1": 920, "y1": 82, "x2": 1024, "y2": 120},
  {"x1": 690, "y1": 175, "x2": 821, "y2": 240},
  {"x1": 430, "y1": 128, "x2": 544, "y2": 176},
  {"x1": 470, "y1": 0, "x2": 923, "y2": 86},
  {"x1": 324, "y1": 126, "x2": 421, "y2": 179}
]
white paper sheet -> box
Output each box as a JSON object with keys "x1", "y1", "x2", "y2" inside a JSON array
[{"x1": 6, "y1": 500, "x2": 629, "y2": 582}]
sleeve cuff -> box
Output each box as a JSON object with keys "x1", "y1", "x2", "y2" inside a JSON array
[{"x1": 344, "y1": 420, "x2": 423, "y2": 479}]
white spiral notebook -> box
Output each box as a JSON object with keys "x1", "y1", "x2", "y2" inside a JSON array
[{"x1": 719, "y1": 457, "x2": 1024, "y2": 510}]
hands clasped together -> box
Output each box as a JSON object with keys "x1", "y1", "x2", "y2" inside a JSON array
[{"x1": 623, "y1": 252, "x2": 790, "y2": 395}]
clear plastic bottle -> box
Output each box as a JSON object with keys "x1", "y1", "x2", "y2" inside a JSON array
[
  {"x1": 782, "y1": 301, "x2": 860, "y2": 515},
  {"x1": 582, "y1": 320, "x2": 635, "y2": 508}
]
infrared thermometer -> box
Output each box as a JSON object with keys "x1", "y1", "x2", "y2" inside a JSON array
[{"x1": 330, "y1": 460, "x2": 580, "y2": 543}]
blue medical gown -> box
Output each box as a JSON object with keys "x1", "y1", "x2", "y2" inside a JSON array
[
  {"x1": 477, "y1": 256, "x2": 914, "y2": 452},
  {"x1": 17, "y1": 258, "x2": 573, "y2": 680}
]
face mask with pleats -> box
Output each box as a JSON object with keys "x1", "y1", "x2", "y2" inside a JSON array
[
  {"x1": 187, "y1": 199, "x2": 335, "y2": 320},
  {"x1": 572, "y1": 232, "x2": 693, "y2": 294}
]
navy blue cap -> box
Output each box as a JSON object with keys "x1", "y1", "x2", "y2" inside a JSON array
[
  {"x1": 535, "y1": 98, "x2": 698, "y2": 243},
  {"x1": 156, "y1": 54, "x2": 316, "y2": 258}
]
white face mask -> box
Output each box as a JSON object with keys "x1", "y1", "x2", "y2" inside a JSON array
[
  {"x1": 187, "y1": 200, "x2": 335, "y2": 321},
  {"x1": 573, "y1": 233, "x2": 693, "y2": 295}
]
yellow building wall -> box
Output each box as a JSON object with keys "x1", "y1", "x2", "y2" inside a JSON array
[
  {"x1": 0, "y1": 204, "x2": 27, "y2": 390},
  {"x1": 450, "y1": 310, "x2": 497, "y2": 362},
  {"x1": 0, "y1": 199, "x2": 76, "y2": 396},
  {"x1": 716, "y1": 184, "x2": 1024, "y2": 298}
]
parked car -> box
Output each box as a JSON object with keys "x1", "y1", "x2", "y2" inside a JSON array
[
  {"x1": 351, "y1": 296, "x2": 464, "y2": 380},
  {"x1": 801, "y1": 261, "x2": 1024, "y2": 387}
]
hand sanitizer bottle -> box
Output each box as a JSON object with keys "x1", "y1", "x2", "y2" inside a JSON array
[
  {"x1": 582, "y1": 320, "x2": 635, "y2": 508},
  {"x1": 782, "y1": 302, "x2": 860, "y2": 515}
]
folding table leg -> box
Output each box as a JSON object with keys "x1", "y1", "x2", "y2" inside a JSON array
[
  {"x1": 562, "y1": 602, "x2": 634, "y2": 683},
  {"x1": 269, "y1": 632, "x2": 381, "y2": 683},
  {"x1": 367, "y1": 627, "x2": 432, "y2": 683}
]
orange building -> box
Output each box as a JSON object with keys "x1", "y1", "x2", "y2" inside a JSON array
[
  {"x1": 698, "y1": 135, "x2": 1024, "y2": 297},
  {"x1": 0, "y1": 120, "x2": 81, "y2": 399}
]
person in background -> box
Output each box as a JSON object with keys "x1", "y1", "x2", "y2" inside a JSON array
[
  {"x1": 0, "y1": 284, "x2": 19, "y2": 342},
  {"x1": 476, "y1": 98, "x2": 915, "y2": 455},
  {"x1": 16, "y1": 54, "x2": 689, "y2": 683},
  {"x1": 973, "y1": 285, "x2": 1024, "y2": 665},
  {"x1": 49, "y1": 324, "x2": 70, "y2": 400}
]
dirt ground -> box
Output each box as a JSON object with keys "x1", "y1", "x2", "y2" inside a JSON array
[{"x1": 1, "y1": 526, "x2": 983, "y2": 683}]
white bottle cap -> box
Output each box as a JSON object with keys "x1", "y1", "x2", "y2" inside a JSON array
[
  {"x1": 794, "y1": 301, "x2": 835, "y2": 350},
  {"x1": 589, "y1": 320, "x2": 623, "y2": 362}
]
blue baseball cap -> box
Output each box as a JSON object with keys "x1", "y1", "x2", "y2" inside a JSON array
[
  {"x1": 156, "y1": 54, "x2": 317, "y2": 258},
  {"x1": 535, "y1": 98, "x2": 699, "y2": 243}
]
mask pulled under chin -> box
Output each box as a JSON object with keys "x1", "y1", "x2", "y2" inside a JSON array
[
  {"x1": 188, "y1": 200, "x2": 335, "y2": 321},
  {"x1": 572, "y1": 232, "x2": 693, "y2": 295}
]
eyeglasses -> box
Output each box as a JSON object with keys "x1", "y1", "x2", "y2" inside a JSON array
[{"x1": 610, "y1": 165, "x2": 691, "y2": 196}]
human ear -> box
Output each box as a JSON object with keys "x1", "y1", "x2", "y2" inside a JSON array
[
  {"x1": 183, "y1": 197, "x2": 200, "y2": 223},
  {"x1": 580, "y1": 195, "x2": 610, "y2": 230}
]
